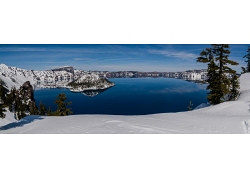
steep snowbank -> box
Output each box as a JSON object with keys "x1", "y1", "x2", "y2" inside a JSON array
[{"x1": 1, "y1": 73, "x2": 250, "y2": 134}]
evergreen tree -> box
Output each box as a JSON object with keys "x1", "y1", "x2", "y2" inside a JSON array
[
  {"x1": 187, "y1": 100, "x2": 193, "y2": 111},
  {"x1": 6, "y1": 88, "x2": 27, "y2": 120},
  {"x1": 206, "y1": 60, "x2": 222, "y2": 104},
  {"x1": 197, "y1": 44, "x2": 239, "y2": 105},
  {"x1": 0, "y1": 81, "x2": 8, "y2": 118},
  {"x1": 39, "y1": 102, "x2": 47, "y2": 115},
  {"x1": 0, "y1": 104, "x2": 5, "y2": 118},
  {"x1": 54, "y1": 93, "x2": 72, "y2": 116},
  {"x1": 229, "y1": 74, "x2": 240, "y2": 100},
  {"x1": 243, "y1": 46, "x2": 250, "y2": 73},
  {"x1": 14, "y1": 91, "x2": 26, "y2": 120},
  {"x1": 197, "y1": 47, "x2": 221, "y2": 104},
  {"x1": 29, "y1": 101, "x2": 39, "y2": 115},
  {"x1": 212, "y1": 44, "x2": 238, "y2": 100},
  {"x1": 47, "y1": 107, "x2": 53, "y2": 116},
  {"x1": 241, "y1": 67, "x2": 247, "y2": 74},
  {"x1": 6, "y1": 88, "x2": 17, "y2": 112},
  {"x1": 1, "y1": 81, "x2": 40, "y2": 119},
  {"x1": 0, "y1": 92, "x2": 6, "y2": 118},
  {"x1": 0, "y1": 80, "x2": 8, "y2": 103}
]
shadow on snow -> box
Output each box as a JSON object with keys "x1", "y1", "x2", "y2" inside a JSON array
[{"x1": 0, "y1": 116, "x2": 44, "y2": 131}]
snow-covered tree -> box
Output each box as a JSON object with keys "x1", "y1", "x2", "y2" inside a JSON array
[
  {"x1": 14, "y1": 91, "x2": 26, "y2": 120},
  {"x1": 6, "y1": 88, "x2": 17, "y2": 112},
  {"x1": 5, "y1": 82, "x2": 38, "y2": 120},
  {"x1": 0, "y1": 81, "x2": 8, "y2": 118}
]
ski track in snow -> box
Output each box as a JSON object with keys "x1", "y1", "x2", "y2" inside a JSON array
[{"x1": 1, "y1": 73, "x2": 250, "y2": 134}]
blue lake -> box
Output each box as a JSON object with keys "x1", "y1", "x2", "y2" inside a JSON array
[{"x1": 34, "y1": 78, "x2": 208, "y2": 115}]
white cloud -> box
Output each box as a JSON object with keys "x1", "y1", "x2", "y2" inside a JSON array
[
  {"x1": 73, "y1": 57, "x2": 94, "y2": 61},
  {"x1": 0, "y1": 47, "x2": 48, "y2": 52},
  {"x1": 149, "y1": 49, "x2": 197, "y2": 59}
]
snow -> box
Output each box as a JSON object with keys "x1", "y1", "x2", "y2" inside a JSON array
[
  {"x1": 75, "y1": 73, "x2": 100, "y2": 83},
  {"x1": 0, "y1": 64, "x2": 114, "y2": 91},
  {"x1": 0, "y1": 64, "x2": 36, "y2": 89},
  {"x1": 1, "y1": 73, "x2": 250, "y2": 134},
  {"x1": 194, "y1": 103, "x2": 210, "y2": 110},
  {"x1": 0, "y1": 110, "x2": 17, "y2": 127}
]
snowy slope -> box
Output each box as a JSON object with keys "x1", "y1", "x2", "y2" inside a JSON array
[
  {"x1": 0, "y1": 64, "x2": 114, "y2": 91},
  {"x1": 0, "y1": 64, "x2": 36, "y2": 89},
  {"x1": 1, "y1": 73, "x2": 250, "y2": 134},
  {"x1": 0, "y1": 110, "x2": 17, "y2": 127}
]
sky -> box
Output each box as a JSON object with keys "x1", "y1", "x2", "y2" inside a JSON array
[{"x1": 0, "y1": 44, "x2": 249, "y2": 72}]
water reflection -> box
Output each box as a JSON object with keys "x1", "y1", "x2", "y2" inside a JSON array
[{"x1": 81, "y1": 88, "x2": 109, "y2": 97}]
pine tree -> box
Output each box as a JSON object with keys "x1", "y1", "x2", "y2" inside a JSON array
[
  {"x1": 1, "y1": 81, "x2": 39, "y2": 119},
  {"x1": 0, "y1": 104, "x2": 5, "y2": 118},
  {"x1": 197, "y1": 47, "x2": 221, "y2": 104},
  {"x1": 29, "y1": 101, "x2": 39, "y2": 115},
  {"x1": 197, "y1": 45, "x2": 239, "y2": 105},
  {"x1": 6, "y1": 88, "x2": 27, "y2": 120},
  {"x1": 47, "y1": 107, "x2": 53, "y2": 116},
  {"x1": 14, "y1": 91, "x2": 26, "y2": 120},
  {"x1": 206, "y1": 60, "x2": 222, "y2": 104},
  {"x1": 187, "y1": 100, "x2": 193, "y2": 111},
  {"x1": 229, "y1": 74, "x2": 240, "y2": 100},
  {"x1": 243, "y1": 46, "x2": 250, "y2": 73},
  {"x1": 0, "y1": 81, "x2": 8, "y2": 102},
  {"x1": 6, "y1": 88, "x2": 17, "y2": 112},
  {"x1": 55, "y1": 93, "x2": 72, "y2": 116},
  {"x1": 212, "y1": 44, "x2": 239, "y2": 100},
  {"x1": 39, "y1": 102, "x2": 47, "y2": 115},
  {"x1": 0, "y1": 81, "x2": 8, "y2": 118}
]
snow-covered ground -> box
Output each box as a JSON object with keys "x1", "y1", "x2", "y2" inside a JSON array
[
  {"x1": 1, "y1": 73, "x2": 249, "y2": 134},
  {"x1": 0, "y1": 110, "x2": 18, "y2": 127}
]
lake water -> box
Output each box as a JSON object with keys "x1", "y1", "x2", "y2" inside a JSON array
[{"x1": 34, "y1": 78, "x2": 208, "y2": 115}]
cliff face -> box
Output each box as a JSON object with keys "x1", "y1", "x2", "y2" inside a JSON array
[
  {"x1": 19, "y1": 81, "x2": 37, "y2": 115},
  {"x1": 0, "y1": 64, "x2": 115, "y2": 92},
  {"x1": 19, "y1": 81, "x2": 35, "y2": 102}
]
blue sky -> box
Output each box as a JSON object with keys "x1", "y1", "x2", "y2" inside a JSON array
[{"x1": 0, "y1": 44, "x2": 249, "y2": 72}]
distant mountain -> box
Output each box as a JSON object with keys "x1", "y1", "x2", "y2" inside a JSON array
[
  {"x1": 94, "y1": 69, "x2": 208, "y2": 82},
  {"x1": 0, "y1": 64, "x2": 115, "y2": 93},
  {"x1": 52, "y1": 66, "x2": 74, "y2": 74}
]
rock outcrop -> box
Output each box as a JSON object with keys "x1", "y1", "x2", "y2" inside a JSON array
[
  {"x1": 19, "y1": 81, "x2": 37, "y2": 114},
  {"x1": 68, "y1": 73, "x2": 115, "y2": 93}
]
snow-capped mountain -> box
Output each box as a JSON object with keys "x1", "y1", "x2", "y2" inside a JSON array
[{"x1": 0, "y1": 64, "x2": 115, "y2": 92}]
